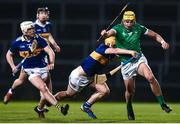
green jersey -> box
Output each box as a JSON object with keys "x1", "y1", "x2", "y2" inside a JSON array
[{"x1": 112, "y1": 23, "x2": 147, "y2": 62}]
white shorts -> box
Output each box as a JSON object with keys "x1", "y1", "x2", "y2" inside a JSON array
[
  {"x1": 121, "y1": 54, "x2": 148, "y2": 80},
  {"x1": 68, "y1": 66, "x2": 94, "y2": 92},
  {"x1": 24, "y1": 67, "x2": 49, "y2": 81}
]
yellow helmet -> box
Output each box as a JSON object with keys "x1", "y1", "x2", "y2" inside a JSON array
[
  {"x1": 105, "y1": 36, "x2": 116, "y2": 46},
  {"x1": 123, "y1": 11, "x2": 136, "y2": 21}
]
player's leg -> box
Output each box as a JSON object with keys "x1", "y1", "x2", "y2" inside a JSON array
[
  {"x1": 34, "y1": 75, "x2": 51, "y2": 118},
  {"x1": 35, "y1": 54, "x2": 53, "y2": 117},
  {"x1": 81, "y1": 82, "x2": 110, "y2": 119},
  {"x1": 137, "y1": 62, "x2": 172, "y2": 113},
  {"x1": 45, "y1": 77, "x2": 77, "y2": 115},
  {"x1": 54, "y1": 66, "x2": 87, "y2": 101},
  {"x1": 121, "y1": 61, "x2": 137, "y2": 120},
  {"x1": 4, "y1": 70, "x2": 27, "y2": 104},
  {"x1": 29, "y1": 75, "x2": 61, "y2": 113},
  {"x1": 55, "y1": 84, "x2": 76, "y2": 101},
  {"x1": 87, "y1": 82, "x2": 110, "y2": 104},
  {"x1": 37, "y1": 74, "x2": 52, "y2": 110},
  {"x1": 53, "y1": 84, "x2": 77, "y2": 115},
  {"x1": 124, "y1": 78, "x2": 136, "y2": 120}
]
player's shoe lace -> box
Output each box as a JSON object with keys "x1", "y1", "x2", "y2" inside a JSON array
[
  {"x1": 80, "y1": 104, "x2": 97, "y2": 119},
  {"x1": 34, "y1": 106, "x2": 45, "y2": 118},
  {"x1": 3, "y1": 92, "x2": 13, "y2": 104},
  {"x1": 161, "y1": 103, "x2": 172, "y2": 113}
]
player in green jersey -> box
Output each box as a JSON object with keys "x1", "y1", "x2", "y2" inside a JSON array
[{"x1": 101, "y1": 11, "x2": 172, "y2": 120}]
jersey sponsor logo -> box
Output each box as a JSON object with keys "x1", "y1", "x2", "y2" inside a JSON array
[
  {"x1": 19, "y1": 39, "x2": 42, "y2": 58},
  {"x1": 19, "y1": 48, "x2": 42, "y2": 58},
  {"x1": 122, "y1": 31, "x2": 133, "y2": 37},
  {"x1": 123, "y1": 31, "x2": 138, "y2": 37},
  {"x1": 19, "y1": 51, "x2": 29, "y2": 58}
]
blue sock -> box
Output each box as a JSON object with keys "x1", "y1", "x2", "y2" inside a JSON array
[{"x1": 84, "y1": 102, "x2": 91, "y2": 108}]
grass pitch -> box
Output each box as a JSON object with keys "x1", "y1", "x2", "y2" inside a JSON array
[{"x1": 0, "y1": 101, "x2": 180, "y2": 123}]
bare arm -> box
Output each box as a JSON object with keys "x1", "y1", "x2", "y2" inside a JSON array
[
  {"x1": 6, "y1": 50, "x2": 16, "y2": 71},
  {"x1": 105, "y1": 48, "x2": 138, "y2": 58},
  {"x1": 146, "y1": 29, "x2": 169, "y2": 50},
  {"x1": 44, "y1": 45, "x2": 55, "y2": 70},
  {"x1": 48, "y1": 33, "x2": 61, "y2": 52},
  {"x1": 100, "y1": 29, "x2": 116, "y2": 38}
]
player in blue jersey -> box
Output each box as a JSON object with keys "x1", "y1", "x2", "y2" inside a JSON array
[
  {"x1": 35, "y1": 7, "x2": 61, "y2": 52},
  {"x1": 4, "y1": 7, "x2": 61, "y2": 118},
  {"x1": 33, "y1": 7, "x2": 61, "y2": 117},
  {"x1": 53, "y1": 36, "x2": 138, "y2": 119},
  {"x1": 6, "y1": 21, "x2": 63, "y2": 115}
]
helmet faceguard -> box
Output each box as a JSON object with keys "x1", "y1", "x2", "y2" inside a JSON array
[
  {"x1": 122, "y1": 11, "x2": 136, "y2": 29},
  {"x1": 20, "y1": 21, "x2": 34, "y2": 34},
  {"x1": 122, "y1": 11, "x2": 136, "y2": 21}
]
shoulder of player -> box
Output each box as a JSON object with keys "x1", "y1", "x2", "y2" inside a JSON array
[
  {"x1": 113, "y1": 24, "x2": 122, "y2": 28},
  {"x1": 10, "y1": 36, "x2": 22, "y2": 46},
  {"x1": 35, "y1": 34, "x2": 46, "y2": 42},
  {"x1": 14, "y1": 36, "x2": 23, "y2": 42},
  {"x1": 46, "y1": 21, "x2": 51, "y2": 25},
  {"x1": 134, "y1": 22, "x2": 145, "y2": 28},
  {"x1": 34, "y1": 20, "x2": 52, "y2": 27},
  {"x1": 96, "y1": 43, "x2": 108, "y2": 51},
  {"x1": 44, "y1": 21, "x2": 52, "y2": 27},
  {"x1": 98, "y1": 43, "x2": 106, "y2": 47},
  {"x1": 112, "y1": 24, "x2": 123, "y2": 32}
]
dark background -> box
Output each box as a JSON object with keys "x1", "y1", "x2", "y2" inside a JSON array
[{"x1": 0, "y1": 0, "x2": 179, "y2": 102}]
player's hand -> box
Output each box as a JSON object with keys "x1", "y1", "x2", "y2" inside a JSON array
[
  {"x1": 101, "y1": 30, "x2": 108, "y2": 37},
  {"x1": 12, "y1": 66, "x2": 18, "y2": 74},
  {"x1": 48, "y1": 63, "x2": 54, "y2": 70},
  {"x1": 11, "y1": 65, "x2": 16, "y2": 72},
  {"x1": 161, "y1": 41, "x2": 169, "y2": 50},
  {"x1": 130, "y1": 51, "x2": 138, "y2": 58},
  {"x1": 55, "y1": 45, "x2": 61, "y2": 53}
]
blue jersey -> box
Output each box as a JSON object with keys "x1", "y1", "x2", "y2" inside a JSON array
[
  {"x1": 34, "y1": 20, "x2": 52, "y2": 42},
  {"x1": 34, "y1": 20, "x2": 52, "y2": 58},
  {"x1": 9, "y1": 35, "x2": 48, "y2": 69},
  {"x1": 81, "y1": 43, "x2": 116, "y2": 77}
]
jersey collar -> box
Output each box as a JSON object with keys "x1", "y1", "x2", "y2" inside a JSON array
[
  {"x1": 35, "y1": 19, "x2": 48, "y2": 28},
  {"x1": 21, "y1": 35, "x2": 37, "y2": 42}
]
